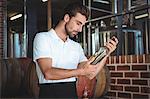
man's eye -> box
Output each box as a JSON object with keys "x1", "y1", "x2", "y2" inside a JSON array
[{"x1": 77, "y1": 23, "x2": 80, "y2": 25}]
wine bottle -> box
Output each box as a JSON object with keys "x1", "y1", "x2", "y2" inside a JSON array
[{"x1": 91, "y1": 47, "x2": 109, "y2": 65}]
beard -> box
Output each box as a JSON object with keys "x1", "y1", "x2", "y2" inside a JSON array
[{"x1": 65, "y1": 23, "x2": 77, "y2": 38}]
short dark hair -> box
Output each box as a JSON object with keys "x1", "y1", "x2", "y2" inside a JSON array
[{"x1": 63, "y1": 2, "x2": 90, "y2": 20}]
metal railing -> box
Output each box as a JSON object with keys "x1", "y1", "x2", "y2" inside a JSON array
[{"x1": 91, "y1": 28, "x2": 144, "y2": 55}]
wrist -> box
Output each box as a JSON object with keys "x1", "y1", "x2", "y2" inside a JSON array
[{"x1": 78, "y1": 68, "x2": 85, "y2": 76}]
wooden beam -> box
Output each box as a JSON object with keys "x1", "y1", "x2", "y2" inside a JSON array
[{"x1": 47, "y1": 0, "x2": 52, "y2": 30}]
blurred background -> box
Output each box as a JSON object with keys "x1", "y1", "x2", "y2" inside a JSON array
[{"x1": 0, "y1": 0, "x2": 150, "y2": 98}]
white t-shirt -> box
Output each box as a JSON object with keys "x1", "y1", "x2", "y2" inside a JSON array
[{"x1": 33, "y1": 29, "x2": 87, "y2": 84}]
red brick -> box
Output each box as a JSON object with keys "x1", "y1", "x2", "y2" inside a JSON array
[
  {"x1": 0, "y1": 37, "x2": 2, "y2": 41},
  {"x1": 132, "y1": 55, "x2": 137, "y2": 63},
  {"x1": 0, "y1": 39, "x2": 2, "y2": 43},
  {"x1": 111, "y1": 72, "x2": 123, "y2": 77},
  {"x1": 0, "y1": 7, "x2": 2, "y2": 12},
  {"x1": 117, "y1": 65, "x2": 130, "y2": 71},
  {"x1": 111, "y1": 79, "x2": 116, "y2": 84},
  {"x1": 145, "y1": 54, "x2": 150, "y2": 63},
  {"x1": 0, "y1": 43, "x2": 2, "y2": 46},
  {"x1": 132, "y1": 65, "x2": 147, "y2": 71},
  {"x1": 127, "y1": 55, "x2": 131, "y2": 63},
  {"x1": 118, "y1": 92, "x2": 131, "y2": 98},
  {"x1": 0, "y1": 0, "x2": 3, "y2": 59},
  {"x1": 138, "y1": 55, "x2": 143, "y2": 63},
  {"x1": 0, "y1": 18, "x2": 2, "y2": 23},
  {"x1": 141, "y1": 72, "x2": 150, "y2": 78},
  {"x1": 106, "y1": 91, "x2": 116, "y2": 97},
  {"x1": 141, "y1": 87, "x2": 150, "y2": 93},
  {"x1": 106, "y1": 57, "x2": 109, "y2": 64},
  {"x1": 108, "y1": 66, "x2": 115, "y2": 71},
  {"x1": 111, "y1": 56, "x2": 114, "y2": 64},
  {"x1": 0, "y1": 2, "x2": 2, "y2": 6},
  {"x1": 133, "y1": 94, "x2": 149, "y2": 99},
  {"x1": 132, "y1": 80, "x2": 148, "y2": 85},
  {"x1": 119, "y1": 56, "x2": 121, "y2": 63},
  {"x1": 125, "y1": 86, "x2": 139, "y2": 92},
  {"x1": 111, "y1": 85, "x2": 123, "y2": 91},
  {"x1": 0, "y1": 22, "x2": 2, "y2": 26},
  {"x1": 125, "y1": 72, "x2": 139, "y2": 78},
  {"x1": 116, "y1": 56, "x2": 119, "y2": 63},
  {"x1": 108, "y1": 57, "x2": 111, "y2": 64},
  {"x1": 117, "y1": 79, "x2": 130, "y2": 84},
  {"x1": 121, "y1": 55, "x2": 126, "y2": 63},
  {"x1": 0, "y1": 26, "x2": 2, "y2": 32},
  {"x1": 0, "y1": 14, "x2": 2, "y2": 18}
]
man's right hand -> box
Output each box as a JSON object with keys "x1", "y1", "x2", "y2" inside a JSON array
[{"x1": 81, "y1": 56, "x2": 97, "y2": 78}]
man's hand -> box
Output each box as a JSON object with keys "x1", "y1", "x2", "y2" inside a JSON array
[
  {"x1": 80, "y1": 56, "x2": 97, "y2": 76},
  {"x1": 85, "y1": 36, "x2": 119, "y2": 80},
  {"x1": 105, "y1": 36, "x2": 118, "y2": 56}
]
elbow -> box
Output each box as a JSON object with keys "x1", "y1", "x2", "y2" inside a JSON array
[
  {"x1": 43, "y1": 70, "x2": 53, "y2": 80},
  {"x1": 44, "y1": 74, "x2": 50, "y2": 80}
]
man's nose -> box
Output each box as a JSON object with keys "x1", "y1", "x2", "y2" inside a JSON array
[{"x1": 78, "y1": 26, "x2": 82, "y2": 32}]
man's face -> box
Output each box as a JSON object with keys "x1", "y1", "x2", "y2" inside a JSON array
[{"x1": 65, "y1": 13, "x2": 87, "y2": 38}]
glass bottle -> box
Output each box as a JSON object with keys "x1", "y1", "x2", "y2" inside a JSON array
[{"x1": 91, "y1": 47, "x2": 109, "y2": 65}]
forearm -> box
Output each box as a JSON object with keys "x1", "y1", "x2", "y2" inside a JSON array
[
  {"x1": 44, "y1": 67, "x2": 84, "y2": 80},
  {"x1": 95, "y1": 56, "x2": 108, "y2": 74},
  {"x1": 88, "y1": 55, "x2": 108, "y2": 79},
  {"x1": 37, "y1": 58, "x2": 97, "y2": 80}
]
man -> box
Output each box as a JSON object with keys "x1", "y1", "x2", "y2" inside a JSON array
[{"x1": 33, "y1": 2, "x2": 118, "y2": 98}]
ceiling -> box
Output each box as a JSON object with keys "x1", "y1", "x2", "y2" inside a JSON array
[
  {"x1": 7, "y1": 0, "x2": 24, "y2": 18},
  {"x1": 7, "y1": 0, "x2": 111, "y2": 32}
]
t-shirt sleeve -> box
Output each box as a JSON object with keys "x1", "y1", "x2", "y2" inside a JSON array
[
  {"x1": 78, "y1": 44, "x2": 87, "y2": 63},
  {"x1": 33, "y1": 33, "x2": 52, "y2": 62}
]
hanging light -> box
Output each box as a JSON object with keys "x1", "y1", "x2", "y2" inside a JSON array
[
  {"x1": 42, "y1": 0, "x2": 48, "y2": 2},
  {"x1": 10, "y1": 14, "x2": 22, "y2": 20},
  {"x1": 93, "y1": 0, "x2": 109, "y2": 4},
  {"x1": 135, "y1": 13, "x2": 148, "y2": 19}
]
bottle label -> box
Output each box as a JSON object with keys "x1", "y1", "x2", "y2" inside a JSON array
[{"x1": 91, "y1": 47, "x2": 108, "y2": 65}]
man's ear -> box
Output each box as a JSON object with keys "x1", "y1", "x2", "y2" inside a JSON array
[{"x1": 64, "y1": 14, "x2": 70, "y2": 22}]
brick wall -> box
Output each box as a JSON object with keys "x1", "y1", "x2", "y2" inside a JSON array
[
  {"x1": 106, "y1": 54, "x2": 150, "y2": 99},
  {"x1": 0, "y1": 0, "x2": 3, "y2": 58},
  {"x1": 0, "y1": 0, "x2": 5, "y2": 58}
]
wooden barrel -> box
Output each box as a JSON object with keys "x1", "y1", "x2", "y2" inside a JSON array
[
  {"x1": 25, "y1": 61, "x2": 40, "y2": 98},
  {"x1": 0, "y1": 59, "x2": 7, "y2": 95},
  {"x1": 0, "y1": 58, "x2": 39, "y2": 98},
  {"x1": 76, "y1": 66, "x2": 110, "y2": 98},
  {"x1": 0, "y1": 58, "x2": 22, "y2": 97},
  {"x1": 1, "y1": 58, "x2": 109, "y2": 98},
  {"x1": 94, "y1": 66, "x2": 110, "y2": 97},
  {"x1": 16, "y1": 58, "x2": 33, "y2": 97}
]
